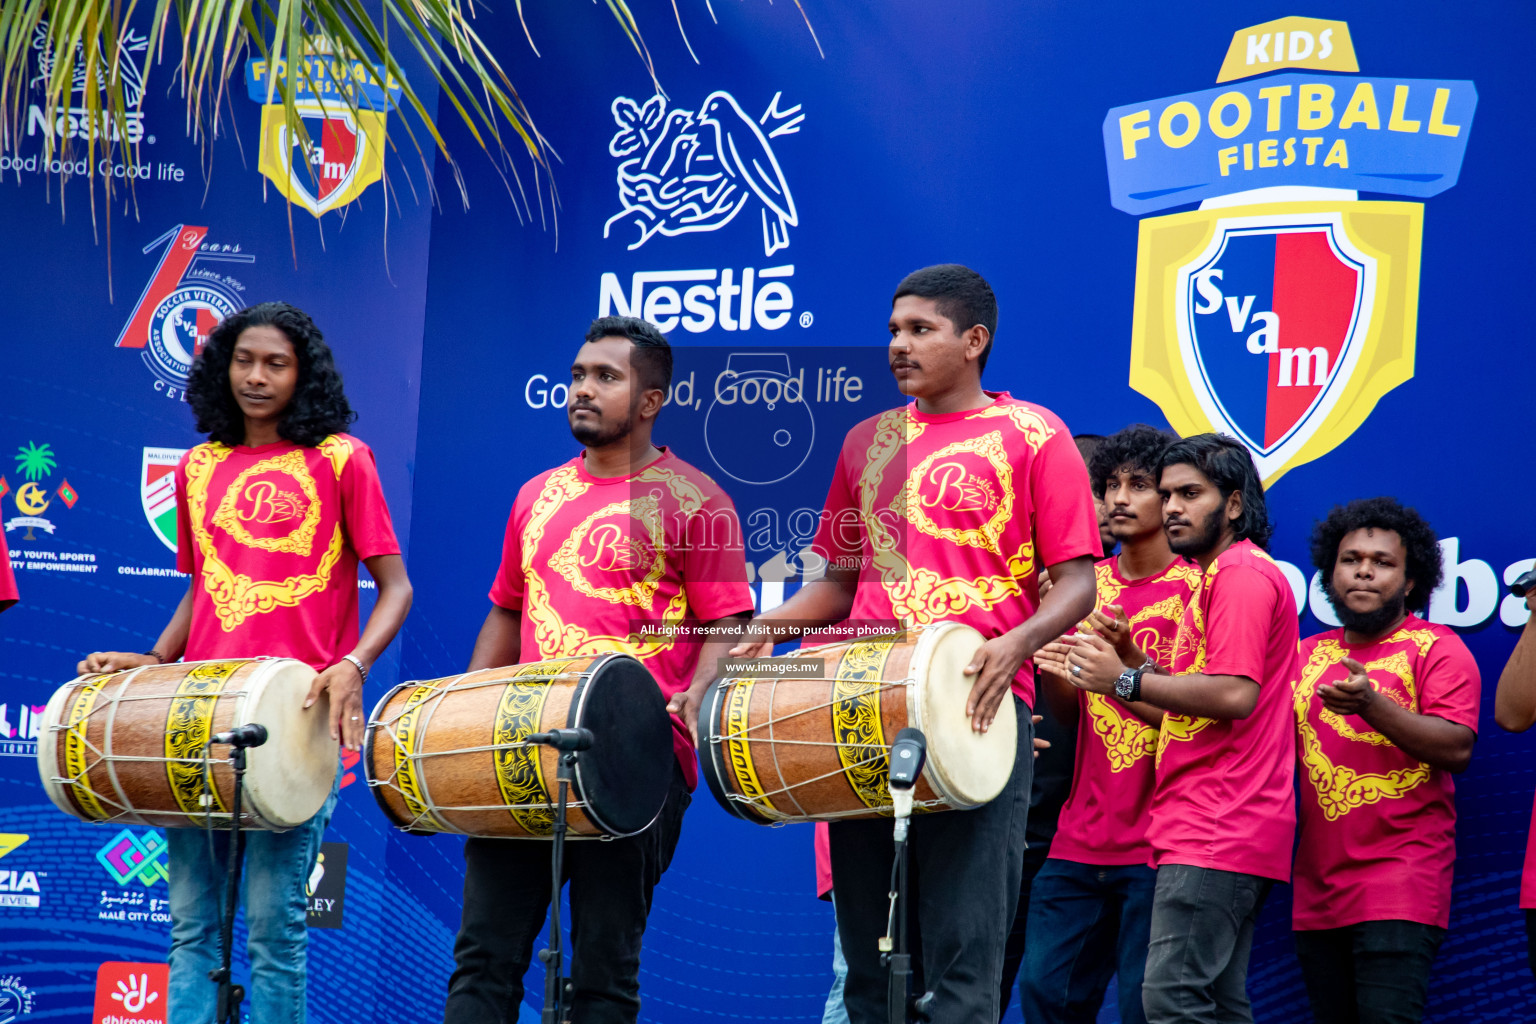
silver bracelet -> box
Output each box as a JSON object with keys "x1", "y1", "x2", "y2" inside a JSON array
[{"x1": 340, "y1": 654, "x2": 368, "y2": 683}]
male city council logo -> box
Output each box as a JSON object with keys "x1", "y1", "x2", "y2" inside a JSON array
[
  {"x1": 97, "y1": 828, "x2": 169, "y2": 888},
  {"x1": 1104, "y1": 15, "x2": 1476, "y2": 484},
  {"x1": 605, "y1": 90, "x2": 804, "y2": 257},
  {"x1": 114, "y1": 226, "x2": 254, "y2": 398},
  {"x1": 245, "y1": 43, "x2": 400, "y2": 216},
  {"x1": 3, "y1": 442, "x2": 78, "y2": 541},
  {"x1": 141, "y1": 448, "x2": 187, "y2": 552}
]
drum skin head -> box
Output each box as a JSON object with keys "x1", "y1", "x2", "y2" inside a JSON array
[
  {"x1": 572, "y1": 654, "x2": 674, "y2": 837},
  {"x1": 244, "y1": 660, "x2": 339, "y2": 828},
  {"x1": 912, "y1": 622, "x2": 1018, "y2": 807}
]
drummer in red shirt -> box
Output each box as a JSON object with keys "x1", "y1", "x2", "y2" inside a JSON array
[
  {"x1": 1062, "y1": 433, "x2": 1298, "y2": 1024},
  {"x1": 735, "y1": 264, "x2": 1101, "y2": 1022},
  {"x1": 77, "y1": 302, "x2": 414, "y2": 1024},
  {"x1": 444, "y1": 316, "x2": 753, "y2": 1024},
  {"x1": 1293, "y1": 497, "x2": 1477, "y2": 1023}
]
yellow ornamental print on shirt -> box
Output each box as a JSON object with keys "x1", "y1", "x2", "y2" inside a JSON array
[
  {"x1": 971, "y1": 402, "x2": 1056, "y2": 452},
  {"x1": 1086, "y1": 693, "x2": 1158, "y2": 771},
  {"x1": 856, "y1": 409, "x2": 1034, "y2": 626},
  {"x1": 186, "y1": 442, "x2": 345, "y2": 631},
  {"x1": 210, "y1": 448, "x2": 322, "y2": 556},
  {"x1": 547, "y1": 496, "x2": 667, "y2": 608},
  {"x1": 522, "y1": 465, "x2": 691, "y2": 662},
  {"x1": 1294, "y1": 637, "x2": 1432, "y2": 820},
  {"x1": 902, "y1": 432, "x2": 1013, "y2": 554}
]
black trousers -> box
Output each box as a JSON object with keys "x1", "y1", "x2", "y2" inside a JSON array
[
  {"x1": 1294, "y1": 920, "x2": 1445, "y2": 1024},
  {"x1": 442, "y1": 764, "x2": 690, "y2": 1024},
  {"x1": 828, "y1": 696, "x2": 1032, "y2": 1023},
  {"x1": 1141, "y1": 865, "x2": 1272, "y2": 1024}
]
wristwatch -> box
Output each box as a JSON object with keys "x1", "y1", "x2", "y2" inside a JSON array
[{"x1": 1115, "y1": 667, "x2": 1143, "y2": 703}]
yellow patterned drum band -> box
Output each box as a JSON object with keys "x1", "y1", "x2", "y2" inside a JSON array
[
  {"x1": 62, "y1": 675, "x2": 112, "y2": 820},
  {"x1": 491, "y1": 661, "x2": 568, "y2": 835},
  {"x1": 830, "y1": 642, "x2": 895, "y2": 812},
  {"x1": 391, "y1": 684, "x2": 448, "y2": 831},
  {"x1": 722, "y1": 679, "x2": 774, "y2": 815},
  {"x1": 165, "y1": 662, "x2": 242, "y2": 815}
]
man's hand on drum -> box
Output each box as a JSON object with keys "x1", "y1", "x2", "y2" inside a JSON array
[
  {"x1": 76, "y1": 651, "x2": 160, "y2": 675},
  {"x1": 963, "y1": 631, "x2": 1028, "y2": 734},
  {"x1": 305, "y1": 657, "x2": 367, "y2": 751},
  {"x1": 1086, "y1": 604, "x2": 1147, "y2": 669}
]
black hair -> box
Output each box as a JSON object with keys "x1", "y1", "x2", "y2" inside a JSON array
[
  {"x1": 1310, "y1": 497, "x2": 1442, "y2": 613},
  {"x1": 584, "y1": 315, "x2": 673, "y2": 393},
  {"x1": 1157, "y1": 433, "x2": 1273, "y2": 549},
  {"x1": 1089, "y1": 424, "x2": 1177, "y2": 499},
  {"x1": 892, "y1": 264, "x2": 998, "y2": 373},
  {"x1": 186, "y1": 302, "x2": 355, "y2": 447}
]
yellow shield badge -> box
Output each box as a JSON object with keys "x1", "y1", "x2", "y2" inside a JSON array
[{"x1": 245, "y1": 47, "x2": 398, "y2": 217}]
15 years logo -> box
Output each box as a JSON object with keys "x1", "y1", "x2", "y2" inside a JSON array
[{"x1": 1104, "y1": 15, "x2": 1476, "y2": 484}]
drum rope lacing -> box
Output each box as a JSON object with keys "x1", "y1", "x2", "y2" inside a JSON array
[
  {"x1": 365, "y1": 671, "x2": 601, "y2": 835},
  {"x1": 713, "y1": 673, "x2": 949, "y2": 822},
  {"x1": 47, "y1": 679, "x2": 264, "y2": 826}
]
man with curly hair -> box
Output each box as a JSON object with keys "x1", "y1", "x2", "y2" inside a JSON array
[
  {"x1": 1027, "y1": 424, "x2": 1199, "y2": 1024},
  {"x1": 78, "y1": 301, "x2": 414, "y2": 1024},
  {"x1": 1060, "y1": 433, "x2": 1298, "y2": 1024},
  {"x1": 1292, "y1": 497, "x2": 1477, "y2": 1024}
]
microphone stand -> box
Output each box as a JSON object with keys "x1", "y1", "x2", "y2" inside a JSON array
[
  {"x1": 210, "y1": 743, "x2": 248, "y2": 1024},
  {"x1": 539, "y1": 746, "x2": 579, "y2": 1024},
  {"x1": 881, "y1": 728, "x2": 933, "y2": 1024}
]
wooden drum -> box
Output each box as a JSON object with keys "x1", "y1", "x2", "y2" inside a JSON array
[
  {"x1": 364, "y1": 653, "x2": 673, "y2": 839},
  {"x1": 37, "y1": 658, "x2": 338, "y2": 830},
  {"x1": 699, "y1": 622, "x2": 1018, "y2": 824}
]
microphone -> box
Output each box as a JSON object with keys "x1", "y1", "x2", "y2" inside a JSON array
[
  {"x1": 888, "y1": 728, "x2": 927, "y2": 839},
  {"x1": 211, "y1": 723, "x2": 268, "y2": 748},
  {"x1": 525, "y1": 728, "x2": 594, "y2": 752}
]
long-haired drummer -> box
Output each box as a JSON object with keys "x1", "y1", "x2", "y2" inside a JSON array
[
  {"x1": 444, "y1": 316, "x2": 752, "y2": 1024},
  {"x1": 732, "y1": 265, "x2": 1102, "y2": 1021},
  {"x1": 77, "y1": 303, "x2": 413, "y2": 1024}
]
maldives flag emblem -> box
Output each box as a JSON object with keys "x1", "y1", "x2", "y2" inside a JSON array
[
  {"x1": 141, "y1": 448, "x2": 188, "y2": 552},
  {"x1": 1130, "y1": 201, "x2": 1423, "y2": 485}
]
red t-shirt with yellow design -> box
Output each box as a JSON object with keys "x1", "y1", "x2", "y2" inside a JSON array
[
  {"x1": 1050, "y1": 556, "x2": 1201, "y2": 865},
  {"x1": 489, "y1": 448, "x2": 753, "y2": 790},
  {"x1": 175, "y1": 434, "x2": 401, "y2": 670},
  {"x1": 810, "y1": 393, "x2": 1101, "y2": 708},
  {"x1": 1146, "y1": 539, "x2": 1299, "y2": 881},
  {"x1": 1292, "y1": 617, "x2": 1479, "y2": 930}
]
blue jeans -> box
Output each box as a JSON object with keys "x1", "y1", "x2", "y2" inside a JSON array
[
  {"x1": 822, "y1": 898, "x2": 850, "y2": 1024},
  {"x1": 166, "y1": 778, "x2": 338, "y2": 1024},
  {"x1": 1022, "y1": 859, "x2": 1157, "y2": 1024}
]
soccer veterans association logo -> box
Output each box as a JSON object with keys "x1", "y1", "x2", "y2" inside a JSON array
[
  {"x1": 244, "y1": 44, "x2": 400, "y2": 216},
  {"x1": 113, "y1": 226, "x2": 254, "y2": 399},
  {"x1": 1104, "y1": 16, "x2": 1475, "y2": 484}
]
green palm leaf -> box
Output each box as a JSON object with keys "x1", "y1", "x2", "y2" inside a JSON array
[
  {"x1": 14, "y1": 441, "x2": 57, "y2": 481},
  {"x1": 0, "y1": 1, "x2": 818, "y2": 239}
]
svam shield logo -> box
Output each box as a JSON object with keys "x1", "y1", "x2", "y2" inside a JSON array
[
  {"x1": 257, "y1": 102, "x2": 385, "y2": 216},
  {"x1": 1129, "y1": 201, "x2": 1423, "y2": 485}
]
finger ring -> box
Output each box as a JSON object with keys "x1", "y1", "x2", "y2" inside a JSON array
[
  {"x1": 1070, "y1": 664, "x2": 1082, "y2": 678},
  {"x1": 351, "y1": 716, "x2": 360, "y2": 721}
]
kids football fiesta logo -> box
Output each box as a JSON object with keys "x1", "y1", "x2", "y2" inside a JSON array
[
  {"x1": 245, "y1": 43, "x2": 401, "y2": 216},
  {"x1": 1103, "y1": 16, "x2": 1476, "y2": 484}
]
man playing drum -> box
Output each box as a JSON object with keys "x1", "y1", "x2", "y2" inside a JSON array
[
  {"x1": 444, "y1": 316, "x2": 752, "y2": 1024},
  {"x1": 77, "y1": 302, "x2": 414, "y2": 1024},
  {"x1": 733, "y1": 265, "x2": 1101, "y2": 1022}
]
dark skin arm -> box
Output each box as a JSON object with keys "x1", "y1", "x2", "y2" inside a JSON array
[
  {"x1": 666, "y1": 613, "x2": 751, "y2": 745},
  {"x1": 1325, "y1": 656, "x2": 1475, "y2": 773},
  {"x1": 961, "y1": 556, "x2": 1096, "y2": 733},
  {"x1": 1065, "y1": 631, "x2": 1259, "y2": 719},
  {"x1": 467, "y1": 605, "x2": 523, "y2": 672},
  {"x1": 1036, "y1": 635, "x2": 1165, "y2": 727},
  {"x1": 302, "y1": 553, "x2": 413, "y2": 751},
  {"x1": 1496, "y1": 604, "x2": 1536, "y2": 732},
  {"x1": 729, "y1": 569, "x2": 859, "y2": 652},
  {"x1": 78, "y1": 582, "x2": 194, "y2": 673}
]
